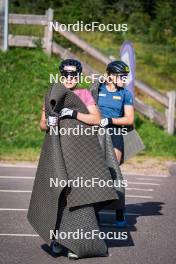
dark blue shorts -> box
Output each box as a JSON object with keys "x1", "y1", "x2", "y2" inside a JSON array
[
  {"x1": 111, "y1": 133, "x2": 124, "y2": 152},
  {"x1": 108, "y1": 125, "x2": 124, "y2": 153}
]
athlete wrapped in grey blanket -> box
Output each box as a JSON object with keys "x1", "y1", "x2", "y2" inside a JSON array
[{"x1": 27, "y1": 83, "x2": 124, "y2": 258}]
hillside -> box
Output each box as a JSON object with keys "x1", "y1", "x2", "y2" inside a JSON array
[{"x1": 0, "y1": 48, "x2": 176, "y2": 160}]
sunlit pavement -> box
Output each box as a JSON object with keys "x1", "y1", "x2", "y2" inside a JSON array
[{"x1": 0, "y1": 164, "x2": 176, "y2": 264}]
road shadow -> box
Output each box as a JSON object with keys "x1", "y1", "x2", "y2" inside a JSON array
[{"x1": 99, "y1": 201, "x2": 164, "y2": 248}]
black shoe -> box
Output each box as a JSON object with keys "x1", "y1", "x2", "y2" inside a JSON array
[{"x1": 50, "y1": 240, "x2": 63, "y2": 254}]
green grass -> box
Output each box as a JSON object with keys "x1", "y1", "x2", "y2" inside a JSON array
[
  {"x1": 0, "y1": 48, "x2": 58, "y2": 159},
  {"x1": 0, "y1": 48, "x2": 175, "y2": 160},
  {"x1": 135, "y1": 114, "x2": 176, "y2": 158},
  {"x1": 75, "y1": 31, "x2": 176, "y2": 92}
]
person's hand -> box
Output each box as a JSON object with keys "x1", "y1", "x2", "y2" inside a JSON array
[
  {"x1": 47, "y1": 115, "x2": 58, "y2": 127},
  {"x1": 59, "y1": 108, "x2": 78, "y2": 119},
  {"x1": 99, "y1": 118, "x2": 113, "y2": 127}
]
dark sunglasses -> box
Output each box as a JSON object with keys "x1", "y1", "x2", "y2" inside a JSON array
[{"x1": 62, "y1": 70, "x2": 79, "y2": 78}]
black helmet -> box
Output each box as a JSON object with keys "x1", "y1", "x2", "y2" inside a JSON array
[
  {"x1": 106, "y1": 60, "x2": 130, "y2": 75},
  {"x1": 59, "y1": 59, "x2": 82, "y2": 76}
]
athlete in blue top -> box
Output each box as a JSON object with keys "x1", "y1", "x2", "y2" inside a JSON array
[
  {"x1": 97, "y1": 60, "x2": 134, "y2": 227},
  {"x1": 98, "y1": 60, "x2": 134, "y2": 162}
]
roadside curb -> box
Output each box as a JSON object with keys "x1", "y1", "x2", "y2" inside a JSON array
[
  {"x1": 169, "y1": 163, "x2": 176, "y2": 176},
  {"x1": 0, "y1": 161, "x2": 170, "y2": 178},
  {"x1": 0, "y1": 162, "x2": 37, "y2": 168}
]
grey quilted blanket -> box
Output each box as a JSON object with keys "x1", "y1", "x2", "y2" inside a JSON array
[{"x1": 27, "y1": 83, "x2": 124, "y2": 258}]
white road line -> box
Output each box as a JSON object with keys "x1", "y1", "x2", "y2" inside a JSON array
[
  {"x1": 126, "y1": 195, "x2": 153, "y2": 199},
  {"x1": 127, "y1": 181, "x2": 160, "y2": 186},
  {"x1": 136, "y1": 178, "x2": 162, "y2": 182},
  {"x1": 0, "y1": 176, "x2": 34, "y2": 179},
  {"x1": 0, "y1": 234, "x2": 39, "y2": 237},
  {"x1": 126, "y1": 187, "x2": 153, "y2": 192},
  {"x1": 0, "y1": 190, "x2": 32, "y2": 193},
  {"x1": 123, "y1": 173, "x2": 169, "y2": 178},
  {"x1": 0, "y1": 208, "x2": 27, "y2": 211}
]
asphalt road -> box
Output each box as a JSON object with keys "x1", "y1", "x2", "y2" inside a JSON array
[{"x1": 0, "y1": 164, "x2": 176, "y2": 264}]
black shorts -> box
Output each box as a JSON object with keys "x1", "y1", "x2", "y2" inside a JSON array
[
  {"x1": 111, "y1": 133, "x2": 124, "y2": 152},
  {"x1": 107, "y1": 125, "x2": 124, "y2": 153}
]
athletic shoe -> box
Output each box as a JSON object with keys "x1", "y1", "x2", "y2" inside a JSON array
[
  {"x1": 115, "y1": 219, "x2": 127, "y2": 228},
  {"x1": 68, "y1": 250, "x2": 79, "y2": 260},
  {"x1": 50, "y1": 240, "x2": 62, "y2": 254},
  {"x1": 116, "y1": 209, "x2": 127, "y2": 227}
]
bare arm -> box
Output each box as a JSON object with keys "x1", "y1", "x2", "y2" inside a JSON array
[
  {"x1": 40, "y1": 102, "x2": 101, "y2": 129},
  {"x1": 76, "y1": 104, "x2": 101, "y2": 125},
  {"x1": 112, "y1": 105, "x2": 134, "y2": 125},
  {"x1": 40, "y1": 103, "x2": 47, "y2": 131}
]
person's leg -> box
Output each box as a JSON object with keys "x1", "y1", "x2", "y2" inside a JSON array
[
  {"x1": 114, "y1": 147, "x2": 126, "y2": 225},
  {"x1": 114, "y1": 147, "x2": 122, "y2": 164},
  {"x1": 111, "y1": 130, "x2": 124, "y2": 165},
  {"x1": 110, "y1": 133, "x2": 126, "y2": 226},
  {"x1": 116, "y1": 208, "x2": 125, "y2": 221}
]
